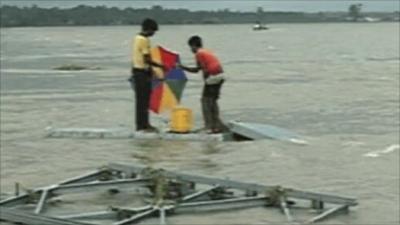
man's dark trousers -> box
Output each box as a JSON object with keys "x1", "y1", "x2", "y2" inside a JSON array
[{"x1": 130, "y1": 69, "x2": 152, "y2": 131}]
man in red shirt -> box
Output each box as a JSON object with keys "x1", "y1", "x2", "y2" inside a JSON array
[{"x1": 179, "y1": 36, "x2": 227, "y2": 134}]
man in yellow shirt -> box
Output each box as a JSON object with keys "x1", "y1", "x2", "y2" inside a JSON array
[{"x1": 129, "y1": 18, "x2": 164, "y2": 132}]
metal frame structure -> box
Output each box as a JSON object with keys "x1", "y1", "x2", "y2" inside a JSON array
[{"x1": 0, "y1": 163, "x2": 357, "y2": 225}]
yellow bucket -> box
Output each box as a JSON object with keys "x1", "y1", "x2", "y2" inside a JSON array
[{"x1": 170, "y1": 107, "x2": 193, "y2": 133}]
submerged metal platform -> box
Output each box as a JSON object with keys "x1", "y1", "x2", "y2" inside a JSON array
[
  {"x1": 46, "y1": 126, "x2": 229, "y2": 141},
  {"x1": 46, "y1": 121, "x2": 306, "y2": 144},
  {"x1": 0, "y1": 163, "x2": 357, "y2": 225},
  {"x1": 228, "y1": 121, "x2": 307, "y2": 144}
]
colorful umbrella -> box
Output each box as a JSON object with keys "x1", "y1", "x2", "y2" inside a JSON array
[{"x1": 150, "y1": 46, "x2": 187, "y2": 114}]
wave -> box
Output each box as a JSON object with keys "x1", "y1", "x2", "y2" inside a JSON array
[
  {"x1": 223, "y1": 58, "x2": 338, "y2": 65},
  {"x1": 363, "y1": 144, "x2": 400, "y2": 157},
  {"x1": 366, "y1": 57, "x2": 400, "y2": 62},
  {"x1": 2, "y1": 53, "x2": 124, "y2": 61},
  {"x1": 0, "y1": 68, "x2": 102, "y2": 74},
  {"x1": 224, "y1": 56, "x2": 399, "y2": 65}
]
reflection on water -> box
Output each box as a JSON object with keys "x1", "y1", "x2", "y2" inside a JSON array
[
  {"x1": 201, "y1": 142, "x2": 223, "y2": 155},
  {"x1": 131, "y1": 139, "x2": 222, "y2": 172}
]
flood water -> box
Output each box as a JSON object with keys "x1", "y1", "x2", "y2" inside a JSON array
[{"x1": 0, "y1": 23, "x2": 399, "y2": 224}]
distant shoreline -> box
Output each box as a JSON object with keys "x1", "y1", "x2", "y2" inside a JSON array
[
  {"x1": 1, "y1": 5, "x2": 399, "y2": 28},
  {"x1": 1, "y1": 22, "x2": 399, "y2": 30}
]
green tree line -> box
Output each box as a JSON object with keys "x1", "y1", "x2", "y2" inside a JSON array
[{"x1": 0, "y1": 5, "x2": 398, "y2": 27}]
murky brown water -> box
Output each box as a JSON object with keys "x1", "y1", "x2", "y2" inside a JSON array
[{"x1": 1, "y1": 23, "x2": 399, "y2": 224}]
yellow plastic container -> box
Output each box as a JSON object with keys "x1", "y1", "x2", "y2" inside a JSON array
[{"x1": 170, "y1": 107, "x2": 193, "y2": 133}]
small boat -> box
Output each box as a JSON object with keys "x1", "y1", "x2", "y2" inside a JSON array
[{"x1": 253, "y1": 23, "x2": 268, "y2": 31}]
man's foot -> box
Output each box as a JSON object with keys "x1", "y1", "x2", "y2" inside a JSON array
[
  {"x1": 136, "y1": 125, "x2": 158, "y2": 133},
  {"x1": 205, "y1": 129, "x2": 214, "y2": 134},
  {"x1": 194, "y1": 127, "x2": 208, "y2": 133},
  {"x1": 145, "y1": 125, "x2": 158, "y2": 132},
  {"x1": 137, "y1": 129, "x2": 157, "y2": 133},
  {"x1": 211, "y1": 128, "x2": 222, "y2": 134},
  {"x1": 206, "y1": 129, "x2": 222, "y2": 134}
]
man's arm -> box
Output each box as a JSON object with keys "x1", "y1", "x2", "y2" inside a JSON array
[
  {"x1": 144, "y1": 54, "x2": 165, "y2": 69},
  {"x1": 178, "y1": 61, "x2": 201, "y2": 73}
]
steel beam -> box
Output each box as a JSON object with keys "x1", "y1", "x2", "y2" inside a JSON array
[
  {"x1": 0, "y1": 169, "x2": 107, "y2": 207},
  {"x1": 159, "y1": 207, "x2": 167, "y2": 225},
  {"x1": 0, "y1": 207, "x2": 94, "y2": 225},
  {"x1": 52, "y1": 178, "x2": 150, "y2": 195},
  {"x1": 113, "y1": 208, "x2": 158, "y2": 225},
  {"x1": 279, "y1": 196, "x2": 293, "y2": 222},
  {"x1": 35, "y1": 189, "x2": 49, "y2": 214},
  {"x1": 57, "y1": 211, "x2": 118, "y2": 220},
  {"x1": 176, "y1": 196, "x2": 269, "y2": 211},
  {"x1": 307, "y1": 204, "x2": 349, "y2": 223},
  {"x1": 108, "y1": 163, "x2": 358, "y2": 206},
  {"x1": 181, "y1": 185, "x2": 221, "y2": 202}
]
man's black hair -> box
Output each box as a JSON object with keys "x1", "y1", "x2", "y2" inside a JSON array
[
  {"x1": 142, "y1": 18, "x2": 158, "y2": 31},
  {"x1": 188, "y1": 35, "x2": 203, "y2": 47}
]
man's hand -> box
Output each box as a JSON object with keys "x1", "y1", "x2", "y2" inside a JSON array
[
  {"x1": 151, "y1": 73, "x2": 165, "y2": 81},
  {"x1": 176, "y1": 62, "x2": 186, "y2": 70}
]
